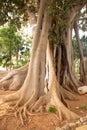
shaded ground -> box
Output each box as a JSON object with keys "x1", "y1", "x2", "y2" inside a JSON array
[{"x1": 0, "y1": 89, "x2": 87, "y2": 130}]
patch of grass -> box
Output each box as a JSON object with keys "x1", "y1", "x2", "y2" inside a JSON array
[
  {"x1": 79, "y1": 105, "x2": 87, "y2": 110},
  {"x1": 48, "y1": 105, "x2": 56, "y2": 113}
]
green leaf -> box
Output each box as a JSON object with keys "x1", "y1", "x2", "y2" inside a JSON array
[
  {"x1": 80, "y1": 105, "x2": 87, "y2": 110},
  {"x1": 48, "y1": 105, "x2": 57, "y2": 113}
]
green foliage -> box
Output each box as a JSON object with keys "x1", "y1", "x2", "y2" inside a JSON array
[
  {"x1": 28, "y1": 0, "x2": 36, "y2": 13},
  {"x1": 81, "y1": 35, "x2": 87, "y2": 57},
  {"x1": 74, "y1": 58, "x2": 80, "y2": 76},
  {"x1": 0, "y1": 0, "x2": 37, "y2": 28},
  {"x1": 72, "y1": 36, "x2": 79, "y2": 58},
  {"x1": 48, "y1": 0, "x2": 87, "y2": 46},
  {"x1": 48, "y1": 105, "x2": 57, "y2": 113},
  {"x1": 0, "y1": 0, "x2": 23, "y2": 27},
  {"x1": 72, "y1": 35, "x2": 87, "y2": 58},
  {"x1": 78, "y1": 5, "x2": 87, "y2": 32},
  {"x1": 48, "y1": 1, "x2": 76, "y2": 46},
  {"x1": 0, "y1": 24, "x2": 32, "y2": 69},
  {"x1": 80, "y1": 105, "x2": 87, "y2": 110}
]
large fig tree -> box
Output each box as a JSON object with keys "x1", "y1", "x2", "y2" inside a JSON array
[{"x1": 0, "y1": 0, "x2": 87, "y2": 124}]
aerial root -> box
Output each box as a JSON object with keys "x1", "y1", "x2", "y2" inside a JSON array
[{"x1": 61, "y1": 87, "x2": 78, "y2": 100}]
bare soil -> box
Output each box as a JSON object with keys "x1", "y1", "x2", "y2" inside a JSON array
[{"x1": 0, "y1": 89, "x2": 87, "y2": 130}]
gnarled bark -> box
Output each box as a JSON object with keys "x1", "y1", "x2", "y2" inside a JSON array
[
  {"x1": 62, "y1": 27, "x2": 82, "y2": 92},
  {"x1": 29, "y1": 41, "x2": 79, "y2": 121},
  {"x1": 0, "y1": 63, "x2": 28, "y2": 90}
]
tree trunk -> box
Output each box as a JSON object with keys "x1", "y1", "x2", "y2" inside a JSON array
[
  {"x1": 0, "y1": 0, "x2": 50, "y2": 108},
  {"x1": 44, "y1": 42, "x2": 79, "y2": 120},
  {"x1": 74, "y1": 21, "x2": 87, "y2": 83}
]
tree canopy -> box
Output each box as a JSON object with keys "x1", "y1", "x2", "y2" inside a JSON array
[{"x1": 0, "y1": 0, "x2": 36, "y2": 28}]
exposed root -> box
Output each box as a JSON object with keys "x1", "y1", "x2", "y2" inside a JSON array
[
  {"x1": 14, "y1": 105, "x2": 30, "y2": 125},
  {"x1": 51, "y1": 92, "x2": 80, "y2": 121},
  {"x1": 0, "y1": 98, "x2": 40, "y2": 125},
  {"x1": 0, "y1": 91, "x2": 20, "y2": 105},
  {"x1": 61, "y1": 87, "x2": 78, "y2": 100},
  {"x1": 0, "y1": 71, "x2": 17, "y2": 83},
  {"x1": 30, "y1": 96, "x2": 45, "y2": 112},
  {"x1": 57, "y1": 105, "x2": 79, "y2": 121},
  {"x1": 0, "y1": 91, "x2": 47, "y2": 125},
  {"x1": 13, "y1": 97, "x2": 47, "y2": 125},
  {"x1": 0, "y1": 64, "x2": 28, "y2": 90},
  {"x1": 0, "y1": 91, "x2": 80, "y2": 125},
  {"x1": 27, "y1": 91, "x2": 80, "y2": 121}
]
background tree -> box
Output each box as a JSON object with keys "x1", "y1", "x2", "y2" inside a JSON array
[
  {"x1": 81, "y1": 35, "x2": 87, "y2": 57},
  {"x1": 73, "y1": 5, "x2": 87, "y2": 83},
  {"x1": 0, "y1": 24, "x2": 32, "y2": 69},
  {"x1": 0, "y1": 0, "x2": 36, "y2": 69}
]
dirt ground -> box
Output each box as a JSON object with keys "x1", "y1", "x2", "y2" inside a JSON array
[{"x1": 0, "y1": 89, "x2": 87, "y2": 130}]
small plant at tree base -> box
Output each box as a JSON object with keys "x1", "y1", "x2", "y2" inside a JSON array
[
  {"x1": 48, "y1": 105, "x2": 57, "y2": 113},
  {"x1": 79, "y1": 105, "x2": 87, "y2": 110}
]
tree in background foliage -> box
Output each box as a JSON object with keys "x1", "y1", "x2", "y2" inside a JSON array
[
  {"x1": 81, "y1": 35, "x2": 87, "y2": 57},
  {"x1": 72, "y1": 35, "x2": 87, "y2": 59},
  {"x1": 0, "y1": 0, "x2": 34, "y2": 69},
  {"x1": 16, "y1": 36, "x2": 32, "y2": 68},
  {"x1": 72, "y1": 36, "x2": 79, "y2": 58},
  {"x1": 0, "y1": 0, "x2": 36, "y2": 28},
  {"x1": 73, "y1": 4, "x2": 87, "y2": 82},
  {"x1": 0, "y1": 24, "x2": 31, "y2": 69}
]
